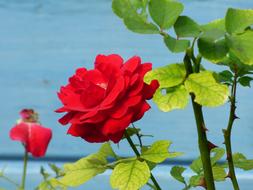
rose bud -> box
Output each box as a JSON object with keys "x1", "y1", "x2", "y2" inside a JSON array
[
  {"x1": 10, "y1": 109, "x2": 52, "y2": 157},
  {"x1": 56, "y1": 54, "x2": 159, "y2": 143}
]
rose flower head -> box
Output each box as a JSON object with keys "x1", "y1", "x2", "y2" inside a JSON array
[
  {"x1": 56, "y1": 54, "x2": 159, "y2": 143},
  {"x1": 10, "y1": 109, "x2": 52, "y2": 157}
]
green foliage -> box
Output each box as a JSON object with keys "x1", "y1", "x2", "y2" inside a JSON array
[
  {"x1": 238, "y1": 76, "x2": 253, "y2": 87},
  {"x1": 226, "y1": 30, "x2": 253, "y2": 66},
  {"x1": 110, "y1": 160, "x2": 150, "y2": 190},
  {"x1": 185, "y1": 71, "x2": 229, "y2": 107},
  {"x1": 144, "y1": 63, "x2": 186, "y2": 88},
  {"x1": 225, "y1": 8, "x2": 253, "y2": 34},
  {"x1": 232, "y1": 153, "x2": 253, "y2": 170},
  {"x1": 149, "y1": 0, "x2": 184, "y2": 30},
  {"x1": 201, "y1": 19, "x2": 225, "y2": 32},
  {"x1": 112, "y1": 0, "x2": 159, "y2": 34},
  {"x1": 153, "y1": 85, "x2": 189, "y2": 111},
  {"x1": 141, "y1": 140, "x2": 182, "y2": 163},
  {"x1": 163, "y1": 35, "x2": 190, "y2": 53},
  {"x1": 170, "y1": 166, "x2": 187, "y2": 184},
  {"x1": 174, "y1": 16, "x2": 201, "y2": 38},
  {"x1": 98, "y1": 142, "x2": 118, "y2": 159},
  {"x1": 59, "y1": 153, "x2": 107, "y2": 187},
  {"x1": 212, "y1": 166, "x2": 226, "y2": 181},
  {"x1": 218, "y1": 70, "x2": 233, "y2": 84}
]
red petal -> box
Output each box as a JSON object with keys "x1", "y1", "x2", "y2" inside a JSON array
[
  {"x1": 132, "y1": 101, "x2": 151, "y2": 122},
  {"x1": 122, "y1": 56, "x2": 141, "y2": 74},
  {"x1": 67, "y1": 124, "x2": 109, "y2": 143},
  {"x1": 102, "y1": 113, "x2": 133, "y2": 135},
  {"x1": 10, "y1": 122, "x2": 52, "y2": 157},
  {"x1": 95, "y1": 54, "x2": 123, "y2": 79},
  {"x1": 136, "y1": 63, "x2": 152, "y2": 78},
  {"x1": 143, "y1": 80, "x2": 159, "y2": 100}
]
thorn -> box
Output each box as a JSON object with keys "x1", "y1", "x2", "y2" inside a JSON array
[
  {"x1": 208, "y1": 141, "x2": 218, "y2": 151},
  {"x1": 226, "y1": 171, "x2": 232, "y2": 178},
  {"x1": 233, "y1": 114, "x2": 240, "y2": 120},
  {"x1": 226, "y1": 153, "x2": 232, "y2": 161},
  {"x1": 198, "y1": 177, "x2": 207, "y2": 189},
  {"x1": 202, "y1": 123, "x2": 208, "y2": 132}
]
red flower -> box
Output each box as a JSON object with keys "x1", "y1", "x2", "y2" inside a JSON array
[
  {"x1": 10, "y1": 109, "x2": 52, "y2": 157},
  {"x1": 56, "y1": 54, "x2": 159, "y2": 143}
]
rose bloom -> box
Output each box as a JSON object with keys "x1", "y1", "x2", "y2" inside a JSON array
[
  {"x1": 10, "y1": 109, "x2": 52, "y2": 157},
  {"x1": 56, "y1": 54, "x2": 159, "y2": 143}
]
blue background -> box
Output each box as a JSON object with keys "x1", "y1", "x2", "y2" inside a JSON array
[{"x1": 0, "y1": 0, "x2": 253, "y2": 189}]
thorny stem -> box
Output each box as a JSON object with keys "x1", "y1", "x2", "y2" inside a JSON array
[
  {"x1": 184, "y1": 50, "x2": 215, "y2": 190},
  {"x1": 124, "y1": 131, "x2": 162, "y2": 190},
  {"x1": 131, "y1": 123, "x2": 143, "y2": 148},
  {"x1": 223, "y1": 65, "x2": 240, "y2": 190}
]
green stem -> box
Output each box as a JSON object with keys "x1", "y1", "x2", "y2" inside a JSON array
[
  {"x1": 124, "y1": 131, "x2": 162, "y2": 190},
  {"x1": 20, "y1": 150, "x2": 28, "y2": 190},
  {"x1": 184, "y1": 51, "x2": 215, "y2": 190},
  {"x1": 223, "y1": 67, "x2": 240, "y2": 190}
]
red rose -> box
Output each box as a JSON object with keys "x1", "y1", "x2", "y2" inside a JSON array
[
  {"x1": 56, "y1": 54, "x2": 159, "y2": 143},
  {"x1": 10, "y1": 109, "x2": 52, "y2": 157}
]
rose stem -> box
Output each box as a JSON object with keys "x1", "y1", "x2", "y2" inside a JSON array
[
  {"x1": 184, "y1": 50, "x2": 215, "y2": 190},
  {"x1": 223, "y1": 65, "x2": 240, "y2": 190},
  {"x1": 124, "y1": 131, "x2": 162, "y2": 190},
  {"x1": 20, "y1": 149, "x2": 28, "y2": 190}
]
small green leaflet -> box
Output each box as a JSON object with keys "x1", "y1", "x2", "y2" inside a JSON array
[
  {"x1": 238, "y1": 76, "x2": 253, "y2": 87},
  {"x1": 225, "y1": 8, "x2": 253, "y2": 34},
  {"x1": 144, "y1": 63, "x2": 186, "y2": 88},
  {"x1": 212, "y1": 166, "x2": 226, "y2": 181},
  {"x1": 164, "y1": 35, "x2": 190, "y2": 53},
  {"x1": 98, "y1": 142, "x2": 118, "y2": 159},
  {"x1": 141, "y1": 140, "x2": 182, "y2": 163},
  {"x1": 201, "y1": 18, "x2": 225, "y2": 33},
  {"x1": 185, "y1": 71, "x2": 229, "y2": 107},
  {"x1": 149, "y1": 0, "x2": 184, "y2": 30},
  {"x1": 232, "y1": 153, "x2": 253, "y2": 170},
  {"x1": 110, "y1": 160, "x2": 150, "y2": 190},
  {"x1": 60, "y1": 153, "x2": 107, "y2": 187},
  {"x1": 170, "y1": 166, "x2": 187, "y2": 184},
  {"x1": 174, "y1": 16, "x2": 201, "y2": 38},
  {"x1": 153, "y1": 85, "x2": 189, "y2": 112}
]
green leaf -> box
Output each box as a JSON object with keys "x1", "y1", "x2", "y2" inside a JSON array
[
  {"x1": 238, "y1": 76, "x2": 253, "y2": 87},
  {"x1": 198, "y1": 30, "x2": 229, "y2": 63},
  {"x1": 110, "y1": 160, "x2": 150, "y2": 190},
  {"x1": 144, "y1": 63, "x2": 186, "y2": 88},
  {"x1": 98, "y1": 142, "x2": 118, "y2": 159},
  {"x1": 190, "y1": 157, "x2": 202, "y2": 174},
  {"x1": 149, "y1": 0, "x2": 184, "y2": 30},
  {"x1": 164, "y1": 35, "x2": 190, "y2": 53},
  {"x1": 201, "y1": 19, "x2": 225, "y2": 33},
  {"x1": 37, "y1": 178, "x2": 67, "y2": 190},
  {"x1": 225, "y1": 8, "x2": 253, "y2": 34},
  {"x1": 218, "y1": 70, "x2": 233, "y2": 83},
  {"x1": 227, "y1": 30, "x2": 253, "y2": 66},
  {"x1": 185, "y1": 71, "x2": 229, "y2": 107},
  {"x1": 123, "y1": 127, "x2": 141, "y2": 139},
  {"x1": 232, "y1": 153, "x2": 253, "y2": 170},
  {"x1": 153, "y1": 85, "x2": 189, "y2": 112},
  {"x1": 189, "y1": 175, "x2": 203, "y2": 187},
  {"x1": 60, "y1": 153, "x2": 107, "y2": 187},
  {"x1": 124, "y1": 14, "x2": 160, "y2": 34},
  {"x1": 174, "y1": 16, "x2": 201, "y2": 38},
  {"x1": 212, "y1": 166, "x2": 226, "y2": 181},
  {"x1": 141, "y1": 140, "x2": 182, "y2": 163},
  {"x1": 211, "y1": 148, "x2": 225, "y2": 166},
  {"x1": 170, "y1": 166, "x2": 186, "y2": 184}
]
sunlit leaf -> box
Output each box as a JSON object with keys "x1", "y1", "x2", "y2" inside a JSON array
[
  {"x1": 185, "y1": 71, "x2": 229, "y2": 107},
  {"x1": 225, "y1": 8, "x2": 253, "y2": 34},
  {"x1": 153, "y1": 85, "x2": 189, "y2": 112},
  {"x1": 212, "y1": 166, "x2": 226, "y2": 181},
  {"x1": 60, "y1": 154, "x2": 107, "y2": 187},
  {"x1": 144, "y1": 63, "x2": 186, "y2": 88},
  {"x1": 232, "y1": 153, "x2": 253, "y2": 170},
  {"x1": 110, "y1": 160, "x2": 150, "y2": 190}
]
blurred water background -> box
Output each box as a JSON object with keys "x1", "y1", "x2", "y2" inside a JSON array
[{"x1": 0, "y1": 0, "x2": 253, "y2": 189}]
